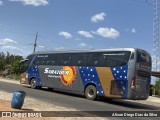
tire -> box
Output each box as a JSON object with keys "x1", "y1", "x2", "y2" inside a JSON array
[
  {"x1": 30, "y1": 78, "x2": 37, "y2": 89},
  {"x1": 48, "y1": 87, "x2": 54, "y2": 91},
  {"x1": 85, "y1": 85, "x2": 97, "y2": 100},
  {"x1": 105, "y1": 98, "x2": 113, "y2": 102}
]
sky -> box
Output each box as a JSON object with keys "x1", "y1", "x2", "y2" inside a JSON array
[
  {"x1": 0, "y1": 0, "x2": 158, "y2": 84},
  {"x1": 0, "y1": 0, "x2": 153, "y2": 57}
]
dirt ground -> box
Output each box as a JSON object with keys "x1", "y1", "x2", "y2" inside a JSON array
[
  {"x1": 0, "y1": 100, "x2": 107, "y2": 120},
  {"x1": 0, "y1": 78, "x2": 108, "y2": 120},
  {"x1": 0, "y1": 100, "x2": 56, "y2": 120}
]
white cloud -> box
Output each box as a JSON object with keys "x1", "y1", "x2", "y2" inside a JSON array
[
  {"x1": 78, "y1": 31, "x2": 94, "y2": 38},
  {"x1": 93, "y1": 27, "x2": 120, "y2": 39},
  {"x1": 0, "y1": 38, "x2": 18, "y2": 45},
  {"x1": 79, "y1": 43, "x2": 87, "y2": 47},
  {"x1": 126, "y1": 28, "x2": 137, "y2": 33},
  {"x1": 0, "y1": 0, "x2": 3, "y2": 6},
  {"x1": 78, "y1": 43, "x2": 93, "y2": 49},
  {"x1": 9, "y1": 0, "x2": 48, "y2": 6},
  {"x1": 59, "y1": 32, "x2": 72, "y2": 39},
  {"x1": 38, "y1": 45, "x2": 45, "y2": 48},
  {"x1": 1, "y1": 46, "x2": 23, "y2": 55},
  {"x1": 91, "y1": 12, "x2": 106, "y2": 23},
  {"x1": 131, "y1": 28, "x2": 136, "y2": 33},
  {"x1": 54, "y1": 47, "x2": 65, "y2": 50},
  {"x1": 2, "y1": 46, "x2": 22, "y2": 51}
]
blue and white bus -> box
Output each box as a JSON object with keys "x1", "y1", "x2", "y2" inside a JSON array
[{"x1": 20, "y1": 48, "x2": 151, "y2": 100}]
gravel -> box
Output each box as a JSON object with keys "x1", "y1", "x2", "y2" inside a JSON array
[
  {"x1": 0, "y1": 90, "x2": 76, "y2": 111},
  {"x1": 0, "y1": 90, "x2": 109, "y2": 120}
]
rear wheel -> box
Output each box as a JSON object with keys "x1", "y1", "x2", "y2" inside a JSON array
[
  {"x1": 30, "y1": 78, "x2": 37, "y2": 89},
  {"x1": 85, "y1": 85, "x2": 97, "y2": 100}
]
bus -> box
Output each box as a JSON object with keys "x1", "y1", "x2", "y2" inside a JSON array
[{"x1": 20, "y1": 48, "x2": 152, "y2": 100}]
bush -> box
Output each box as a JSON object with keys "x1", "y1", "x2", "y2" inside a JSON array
[
  {"x1": 0, "y1": 52, "x2": 23, "y2": 78},
  {"x1": 153, "y1": 80, "x2": 160, "y2": 96}
]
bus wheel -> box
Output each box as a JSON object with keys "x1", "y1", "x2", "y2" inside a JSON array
[
  {"x1": 30, "y1": 78, "x2": 37, "y2": 89},
  {"x1": 85, "y1": 85, "x2": 97, "y2": 100}
]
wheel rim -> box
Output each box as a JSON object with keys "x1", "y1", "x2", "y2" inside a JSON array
[
  {"x1": 31, "y1": 80, "x2": 36, "y2": 88},
  {"x1": 88, "y1": 89, "x2": 94, "y2": 97}
]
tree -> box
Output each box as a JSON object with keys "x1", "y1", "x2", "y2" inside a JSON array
[
  {"x1": 153, "y1": 80, "x2": 160, "y2": 96},
  {"x1": 11, "y1": 55, "x2": 23, "y2": 74},
  {"x1": 0, "y1": 52, "x2": 23, "y2": 76},
  {"x1": 11, "y1": 60, "x2": 21, "y2": 74},
  {"x1": 0, "y1": 60, "x2": 5, "y2": 71}
]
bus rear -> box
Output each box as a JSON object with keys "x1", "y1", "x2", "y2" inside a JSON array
[{"x1": 129, "y1": 49, "x2": 151, "y2": 100}]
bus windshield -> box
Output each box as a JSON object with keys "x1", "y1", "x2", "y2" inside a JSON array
[
  {"x1": 19, "y1": 59, "x2": 29, "y2": 73},
  {"x1": 20, "y1": 54, "x2": 35, "y2": 73}
]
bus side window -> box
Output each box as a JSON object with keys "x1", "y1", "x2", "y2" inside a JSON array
[
  {"x1": 51, "y1": 60, "x2": 55, "y2": 65},
  {"x1": 78, "y1": 60, "x2": 82, "y2": 65},
  {"x1": 51, "y1": 54, "x2": 60, "y2": 66},
  {"x1": 34, "y1": 57, "x2": 40, "y2": 65},
  {"x1": 102, "y1": 52, "x2": 119, "y2": 67},
  {"x1": 88, "y1": 53, "x2": 101, "y2": 66},
  {"x1": 130, "y1": 53, "x2": 134, "y2": 60},
  {"x1": 59, "y1": 54, "x2": 72, "y2": 66},
  {"x1": 45, "y1": 54, "x2": 52, "y2": 65},
  {"x1": 36, "y1": 61, "x2": 40, "y2": 65},
  {"x1": 76, "y1": 53, "x2": 87, "y2": 66},
  {"x1": 102, "y1": 55, "x2": 108, "y2": 67},
  {"x1": 65, "y1": 56, "x2": 72, "y2": 65},
  {"x1": 41, "y1": 61, "x2": 45, "y2": 65},
  {"x1": 46, "y1": 60, "x2": 51, "y2": 65},
  {"x1": 102, "y1": 51, "x2": 131, "y2": 67}
]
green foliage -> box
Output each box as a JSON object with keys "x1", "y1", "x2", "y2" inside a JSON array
[
  {"x1": 153, "y1": 80, "x2": 160, "y2": 95},
  {"x1": 0, "y1": 52, "x2": 23, "y2": 76},
  {"x1": 0, "y1": 61, "x2": 5, "y2": 71},
  {"x1": 11, "y1": 60, "x2": 20, "y2": 74}
]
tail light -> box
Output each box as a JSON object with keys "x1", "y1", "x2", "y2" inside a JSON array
[{"x1": 130, "y1": 76, "x2": 136, "y2": 90}]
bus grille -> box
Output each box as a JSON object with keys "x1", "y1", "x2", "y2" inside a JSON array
[
  {"x1": 137, "y1": 70, "x2": 150, "y2": 77},
  {"x1": 136, "y1": 70, "x2": 150, "y2": 93}
]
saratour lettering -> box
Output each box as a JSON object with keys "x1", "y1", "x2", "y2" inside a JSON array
[{"x1": 44, "y1": 68, "x2": 69, "y2": 75}]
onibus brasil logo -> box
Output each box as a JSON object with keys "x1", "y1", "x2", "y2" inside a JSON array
[{"x1": 44, "y1": 66, "x2": 76, "y2": 86}]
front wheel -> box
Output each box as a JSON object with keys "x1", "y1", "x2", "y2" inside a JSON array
[
  {"x1": 30, "y1": 78, "x2": 37, "y2": 89},
  {"x1": 85, "y1": 85, "x2": 97, "y2": 100}
]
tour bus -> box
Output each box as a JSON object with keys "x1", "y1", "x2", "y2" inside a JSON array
[{"x1": 20, "y1": 48, "x2": 151, "y2": 100}]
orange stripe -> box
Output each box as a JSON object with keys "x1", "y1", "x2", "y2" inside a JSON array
[{"x1": 96, "y1": 67, "x2": 121, "y2": 98}]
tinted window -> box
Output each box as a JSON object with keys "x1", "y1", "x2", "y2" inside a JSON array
[
  {"x1": 74, "y1": 53, "x2": 88, "y2": 66},
  {"x1": 34, "y1": 54, "x2": 48, "y2": 65},
  {"x1": 88, "y1": 53, "x2": 101, "y2": 66},
  {"x1": 26, "y1": 55, "x2": 34, "y2": 67},
  {"x1": 102, "y1": 51, "x2": 131, "y2": 67},
  {"x1": 48, "y1": 54, "x2": 60, "y2": 65},
  {"x1": 59, "y1": 54, "x2": 72, "y2": 65},
  {"x1": 137, "y1": 50, "x2": 151, "y2": 65},
  {"x1": 33, "y1": 51, "x2": 131, "y2": 67},
  {"x1": 20, "y1": 60, "x2": 29, "y2": 72},
  {"x1": 34, "y1": 54, "x2": 72, "y2": 66}
]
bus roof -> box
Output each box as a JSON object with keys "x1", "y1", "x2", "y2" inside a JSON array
[{"x1": 30, "y1": 48, "x2": 136, "y2": 55}]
